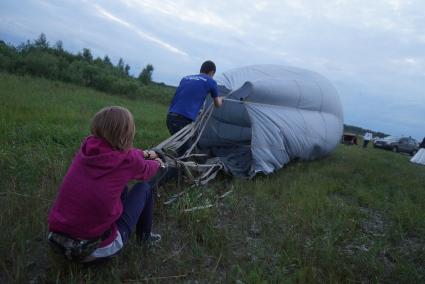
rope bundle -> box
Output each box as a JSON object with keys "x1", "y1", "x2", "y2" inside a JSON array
[{"x1": 154, "y1": 104, "x2": 224, "y2": 187}]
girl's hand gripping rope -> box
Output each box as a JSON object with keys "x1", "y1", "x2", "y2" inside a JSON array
[{"x1": 143, "y1": 150, "x2": 159, "y2": 160}]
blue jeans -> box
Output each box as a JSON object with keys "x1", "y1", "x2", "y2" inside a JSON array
[{"x1": 116, "y1": 182, "x2": 153, "y2": 244}]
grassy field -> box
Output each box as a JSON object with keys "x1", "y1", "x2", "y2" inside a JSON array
[{"x1": 0, "y1": 73, "x2": 424, "y2": 283}]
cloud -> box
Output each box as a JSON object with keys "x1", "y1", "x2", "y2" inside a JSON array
[
  {"x1": 93, "y1": 3, "x2": 187, "y2": 56},
  {"x1": 118, "y1": 0, "x2": 240, "y2": 32}
]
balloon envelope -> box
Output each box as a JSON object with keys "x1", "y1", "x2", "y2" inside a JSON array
[{"x1": 198, "y1": 64, "x2": 344, "y2": 177}]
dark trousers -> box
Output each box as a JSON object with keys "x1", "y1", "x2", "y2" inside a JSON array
[
  {"x1": 116, "y1": 182, "x2": 153, "y2": 244},
  {"x1": 166, "y1": 112, "x2": 192, "y2": 135},
  {"x1": 363, "y1": 140, "x2": 370, "y2": 148},
  {"x1": 166, "y1": 112, "x2": 194, "y2": 156}
]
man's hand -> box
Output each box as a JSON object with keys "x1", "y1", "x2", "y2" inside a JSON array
[{"x1": 213, "y1": 96, "x2": 223, "y2": 107}]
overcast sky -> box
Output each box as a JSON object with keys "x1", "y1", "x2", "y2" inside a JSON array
[{"x1": 1, "y1": 0, "x2": 424, "y2": 139}]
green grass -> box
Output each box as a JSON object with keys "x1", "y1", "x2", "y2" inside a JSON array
[{"x1": 0, "y1": 73, "x2": 424, "y2": 283}]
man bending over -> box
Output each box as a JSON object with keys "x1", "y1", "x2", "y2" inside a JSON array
[{"x1": 166, "y1": 60, "x2": 223, "y2": 135}]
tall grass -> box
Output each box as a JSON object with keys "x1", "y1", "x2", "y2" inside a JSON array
[{"x1": 0, "y1": 73, "x2": 424, "y2": 283}]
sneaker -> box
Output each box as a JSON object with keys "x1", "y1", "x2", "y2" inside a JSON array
[{"x1": 139, "y1": 232, "x2": 162, "y2": 245}]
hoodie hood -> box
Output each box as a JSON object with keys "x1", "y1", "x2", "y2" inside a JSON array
[{"x1": 78, "y1": 136, "x2": 129, "y2": 178}]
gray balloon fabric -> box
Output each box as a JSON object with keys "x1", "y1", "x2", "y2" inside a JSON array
[{"x1": 198, "y1": 64, "x2": 344, "y2": 177}]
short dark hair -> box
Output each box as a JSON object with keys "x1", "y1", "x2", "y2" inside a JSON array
[{"x1": 200, "y1": 60, "x2": 216, "y2": 74}]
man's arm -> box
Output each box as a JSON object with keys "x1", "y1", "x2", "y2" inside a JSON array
[
  {"x1": 213, "y1": 96, "x2": 223, "y2": 107},
  {"x1": 208, "y1": 78, "x2": 223, "y2": 108}
]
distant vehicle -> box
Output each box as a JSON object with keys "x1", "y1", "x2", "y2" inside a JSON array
[
  {"x1": 373, "y1": 136, "x2": 419, "y2": 155},
  {"x1": 373, "y1": 136, "x2": 398, "y2": 150}
]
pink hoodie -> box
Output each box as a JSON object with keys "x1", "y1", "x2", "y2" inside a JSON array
[{"x1": 48, "y1": 136, "x2": 160, "y2": 247}]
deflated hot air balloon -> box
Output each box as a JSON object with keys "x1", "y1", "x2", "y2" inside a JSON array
[{"x1": 156, "y1": 64, "x2": 344, "y2": 182}]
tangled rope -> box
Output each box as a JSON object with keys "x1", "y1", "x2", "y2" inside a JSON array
[{"x1": 153, "y1": 104, "x2": 224, "y2": 187}]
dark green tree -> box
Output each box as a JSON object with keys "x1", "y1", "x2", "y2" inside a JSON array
[
  {"x1": 0, "y1": 41, "x2": 14, "y2": 71},
  {"x1": 124, "y1": 64, "x2": 130, "y2": 75},
  {"x1": 34, "y1": 33, "x2": 49, "y2": 49},
  {"x1": 117, "y1": 58, "x2": 125, "y2": 72},
  {"x1": 54, "y1": 40, "x2": 64, "y2": 52},
  {"x1": 103, "y1": 55, "x2": 112, "y2": 66},
  {"x1": 82, "y1": 48, "x2": 93, "y2": 62},
  {"x1": 138, "y1": 64, "x2": 154, "y2": 84}
]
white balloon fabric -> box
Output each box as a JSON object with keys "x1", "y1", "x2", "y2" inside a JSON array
[
  {"x1": 410, "y1": 148, "x2": 425, "y2": 165},
  {"x1": 198, "y1": 64, "x2": 344, "y2": 177}
]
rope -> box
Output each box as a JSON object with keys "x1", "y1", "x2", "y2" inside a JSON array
[{"x1": 154, "y1": 104, "x2": 224, "y2": 187}]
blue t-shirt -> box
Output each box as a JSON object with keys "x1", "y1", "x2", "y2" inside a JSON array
[{"x1": 168, "y1": 73, "x2": 219, "y2": 121}]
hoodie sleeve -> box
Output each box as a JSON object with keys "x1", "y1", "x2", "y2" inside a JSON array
[{"x1": 130, "y1": 149, "x2": 160, "y2": 181}]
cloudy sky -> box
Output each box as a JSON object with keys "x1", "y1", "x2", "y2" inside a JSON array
[{"x1": 1, "y1": 0, "x2": 424, "y2": 139}]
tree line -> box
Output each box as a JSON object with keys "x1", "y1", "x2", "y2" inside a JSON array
[
  {"x1": 344, "y1": 124, "x2": 388, "y2": 138},
  {"x1": 0, "y1": 33, "x2": 164, "y2": 99}
]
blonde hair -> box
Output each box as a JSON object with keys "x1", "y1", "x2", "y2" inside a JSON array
[{"x1": 90, "y1": 106, "x2": 135, "y2": 151}]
